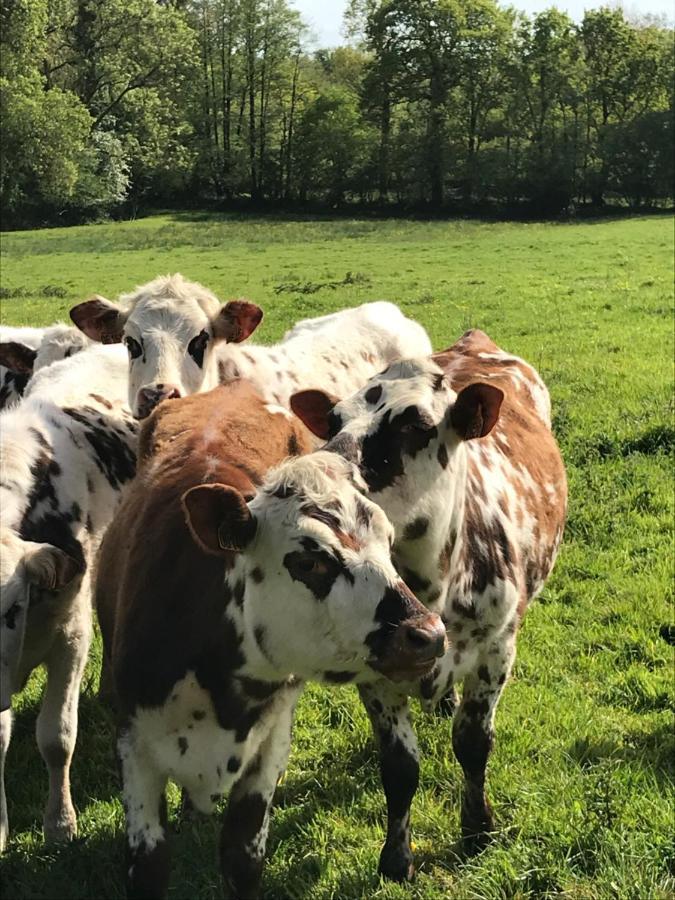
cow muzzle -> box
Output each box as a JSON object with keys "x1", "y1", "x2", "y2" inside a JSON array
[
  {"x1": 369, "y1": 612, "x2": 448, "y2": 682},
  {"x1": 136, "y1": 383, "x2": 182, "y2": 419}
]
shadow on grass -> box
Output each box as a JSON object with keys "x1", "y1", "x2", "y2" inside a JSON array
[{"x1": 568, "y1": 720, "x2": 675, "y2": 786}]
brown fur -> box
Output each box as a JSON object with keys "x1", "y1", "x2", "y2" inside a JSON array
[{"x1": 95, "y1": 382, "x2": 314, "y2": 715}]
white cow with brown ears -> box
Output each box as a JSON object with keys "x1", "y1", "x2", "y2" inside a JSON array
[{"x1": 69, "y1": 274, "x2": 432, "y2": 419}]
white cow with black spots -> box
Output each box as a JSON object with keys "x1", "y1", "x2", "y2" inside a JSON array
[
  {"x1": 292, "y1": 328, "x2": 567, "y2": 879},
  {"x1": 0, "y1": 345, "x2": 137, "y2": 852},
  {"x1": 69, "y1": 273, "x2": 432, "y2": 419},
  {"x1": 0, "y1": 324, "x2": 91, "y2": 409}
]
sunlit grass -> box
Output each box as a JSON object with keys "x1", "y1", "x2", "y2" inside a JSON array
[{"x1": 1, "y1": 212, "x2": 673, "y2": 899}]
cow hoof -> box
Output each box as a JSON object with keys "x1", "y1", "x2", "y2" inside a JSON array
[
  {"x1": 44, "y1": 808, "x2": 77, "y2": 843},
  {"x1": 378, "y1": 844, "x2": 415, "y2": 882}
]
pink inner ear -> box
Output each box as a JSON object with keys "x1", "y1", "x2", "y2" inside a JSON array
[{"x1": 290, "y1": 390, "x2": 338, "y2": 441}]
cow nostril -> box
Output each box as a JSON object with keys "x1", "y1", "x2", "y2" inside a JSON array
[
  {"x1": 403, "y1": 619, "x2": 447, "y2": 659},
  {"x1": 166, "y1": 388, "x2": 181, "y2": 400},
  {"x1": 405, "y1": 626, "x2": 434, "y2": 649}
]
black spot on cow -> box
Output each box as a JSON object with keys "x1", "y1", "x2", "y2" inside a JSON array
[
  {"x1": 211, "y1": 793, "x2": 222, "y2": 803},
  {"x1": 192, "y1": 710, "x2": 206, "y2": 721},
  {"x1": 361, "y1": 407, "x2": 438, "y2": 493},
  {"x1": 437, "y1": 443, "x2": 449, "y2": 468},
  {"x1": 287, "y1": 431, "x2": 300, "y2": 456},
  {"x1": 178, "y1": 736, "x2": 188, "y2": 755},
  {"x1": 63, "y1": 406, "x2": 136, "y2": 490},
  {"x1": 324, "y1": 670, "x2": 355, "y2": 683},
  {"x1": 401, "y1": 566, "x2": 431, "y2": 594},
  {"x1": 403, "y1": 517, "x2": 429, "y2": 541},
  {"x1": 365, "y1": 384, "x2": 383, "y2": 405},
  {"x1": 233, "y1": 579, "x2": 245, "y2": 608},
  {"x1": 327, "y1": 409, "x2": 343, "y2": 439},
  {"x1": 301, "y1": 503, "x2": 341, "y2": 532},
  {"x1": 254, "y1": 625, "x2": 267, "y2": 654},
  {"x1": 238, "y1": 676, "x2": 283, "y2": 700},
  {"x1": 477, "y1": 665, "x2": 491, "y2": 685},
  {"x1": 355, "y1": 500, "x2": 372, "y2": 528},
  {"x1": 433, "y1": 373, "x2": 444, "y2": 392},
  {"x1": 227, "y1": 756, "x2": 241, "y2": 773},
  {"x1": 250, "y1": 567, "x2": 264, "y2": 584}
]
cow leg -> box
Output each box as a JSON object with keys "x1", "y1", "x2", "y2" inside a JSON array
[
  {"x1": 220, "y1": 692, "x2": 298, "y2": 899},
  {"x1": 452, "y1": 636, "x2": 516, "y2": 853},
  {"x1": 0, "y1": 708, "x2": 12, "y2": 853},
  {"x1": 118, "y1": 732, "x2": 170, "y2": 900},
  {"x1": 359, "y1": 683, "x2": 417, "y2": 882},
  {"x1": 37, "y1": 623, "x2": 90, "y2": 843}
]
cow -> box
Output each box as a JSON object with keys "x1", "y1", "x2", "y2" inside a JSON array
[
  {"x1": 0, "y1": 325, "x2": 91, "y2": 409},
  {"x1": 96, "y1": 382, "x2": 445, "y2": 898},
  {"x1": 68, "y1": 274, "x2": 432, "y2": 418},
  {"x1": 0, "y1": 359, "x2": 138, "y2": 852},
  {"x1": 0, "y1": 326, "x2": 45, "y2": 410},
  {"x1": 290, "y1": 328, "x2": 567, "y2": 879}
]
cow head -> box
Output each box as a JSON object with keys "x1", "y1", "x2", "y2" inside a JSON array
[
  {"x1": 70, "y1": 274, "x2": 263, "y2": 419},
  {"x1": 182, "y1": 452, "x2": 446, "y2": 683},
  {"x1": 291, "y1": 358, "x2": 504, "y2": 497},
  {"x1": 0, "y1": 532, "x2": 83, "y2": 711}
]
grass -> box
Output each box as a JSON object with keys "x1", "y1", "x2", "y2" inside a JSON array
[{"x1": 1, "y1": 212, "x2": 673, "y2": 899}]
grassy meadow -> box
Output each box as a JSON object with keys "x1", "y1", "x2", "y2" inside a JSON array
[{"x1": 0, "y1": 212, "x2": 673, "y2": 899}]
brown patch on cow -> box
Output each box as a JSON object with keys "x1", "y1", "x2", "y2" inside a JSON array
[
  {"x1": 336, "y1": 531, "x2": 362, "y2": 552},
  {"x1": 89, "y1": 393, "x2": 113, "y2": 409},
  {"x1": 94, "y1": 382, "x2": 314, "y2": 719}
]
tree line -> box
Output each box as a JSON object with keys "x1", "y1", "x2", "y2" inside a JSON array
[{"x1": 1, "y1": 0, "x2": 672, "y2": 226}]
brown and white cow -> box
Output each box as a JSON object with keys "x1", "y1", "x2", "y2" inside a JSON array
[
  {"x1": 96, "y1": 382, "x2": 444, "y2": 898},
  {"x1": 291, "y1": 329, "x2": 567, "y2": 878},
  {"x1": 69, "y1": 274, "x2": 432, "y2": 419}
]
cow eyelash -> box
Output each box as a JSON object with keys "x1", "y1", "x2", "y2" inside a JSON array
[
  {"x1": 295, "y1": 555, "x2": 325, "y2": 575},
  {"x1": 124, "y1": 336, "x2": 142, "y2": 360}
]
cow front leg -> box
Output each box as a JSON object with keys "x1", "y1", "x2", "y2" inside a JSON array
[
  {"x1": 118, "y1": 730, "x2": 170, "y2": 900},
  {"x1": 37, "y1": 623, "x2": 91, "y2": 843},
  {"x1": 220, "y1": 691, "x2": 299, "y2": 899},
  {"x1": 452, "y1": 637, "x2": 516, "y2": 853},
  {"x1": 359, "y1": 683, "x2": 418, "y2": 882},
  {"x1": 0, "y1": 708, "x2": 12, "y2": 852}
]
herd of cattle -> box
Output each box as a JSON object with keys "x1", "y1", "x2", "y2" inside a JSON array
[{"x1": 0, "y1": 274, "x2": 567, "y2": 898}]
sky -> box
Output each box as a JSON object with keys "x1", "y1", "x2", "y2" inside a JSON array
[{"x1": 291, "y1": 0, "x2": 673, "y2": 46}]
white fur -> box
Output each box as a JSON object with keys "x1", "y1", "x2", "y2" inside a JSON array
[{"x1": 0, "y1": 391, "x2": 137, "y2": 851}]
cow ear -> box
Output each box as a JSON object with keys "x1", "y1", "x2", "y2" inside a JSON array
[
  {"x1": 449, "y1": 383, "x2": 503, "y2": 440},
  {"x1": 0, "y1": 342, "x2": 37, "y2": 375},
  {"x1": 70, "y1": 296, "x2": 126, "y2": 343},
  {"x1": 182, "y1": 484, "x2": 257, "y2": 557},
  {"x1": 290, "y1": 390, "x2": 340, "y2": 441},
  {"x1": 211, "y1": 301, "x2": 263, "y2": 344},
  {"x1": 22, "y1": 544, "x2": 84, "y2": 590}
]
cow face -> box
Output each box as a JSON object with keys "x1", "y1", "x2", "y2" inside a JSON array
[
  {"x1": 0, "y1": 532, "x2": 82, "y2": 710},
  {"x1": 70, "y1": 275, "x2": 263, "y2": 419},
  {"x1": 182, "y1": 452, "x2": 446, "y2": 683},
  {"x1": 291, "y1": 359, "x2": 504, "y2": 498}
]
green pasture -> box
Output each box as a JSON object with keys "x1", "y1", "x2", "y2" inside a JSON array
[{"x1": 1, "y1": 213, "x2": 673, "y2": 899}]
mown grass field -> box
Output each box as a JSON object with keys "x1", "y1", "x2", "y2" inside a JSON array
[{"x1": 0, "y1": 212, "x2": 673, "y2": 899}]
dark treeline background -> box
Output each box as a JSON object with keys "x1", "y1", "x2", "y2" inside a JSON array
[{"x1": 1, "y1": 0, "x2": 673, "y2": 226}]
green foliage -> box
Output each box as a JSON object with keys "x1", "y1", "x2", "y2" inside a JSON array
[
  {"x1": 0, "y1": 212, "x2": 672, "y2": 898},
  {"x1": 0, "y1": 0, "x2": 673, "y2": 222}
]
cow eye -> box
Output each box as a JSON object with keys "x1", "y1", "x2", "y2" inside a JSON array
[
  {"x1": 124, "y1": 336, "x2": 142, "y2": 360},
  {"x1": 295, "y1": 555, "x2": 325, "y2": 575},
  {"x1": 188, "y1": 330, "x2": 210, "y2": 368}
]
